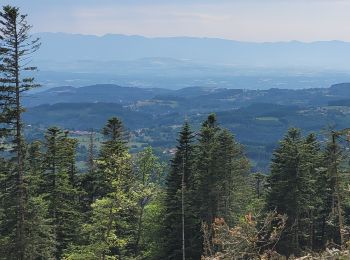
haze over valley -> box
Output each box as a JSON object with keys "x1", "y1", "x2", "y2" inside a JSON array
[{"x1": 33, "y1": 32, "x2": 350, "y2": 90}]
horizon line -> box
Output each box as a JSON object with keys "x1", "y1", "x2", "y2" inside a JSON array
[{"x1": 33, "y1": 31, "x2": 350, "y2": 45}]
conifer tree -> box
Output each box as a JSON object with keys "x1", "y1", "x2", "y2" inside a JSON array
[
  {"x1": 266, "y1": 128, "x2": 321, "y2": 255},
  {"x1": 0, "y1": 6, "x2": 40, "y2": 258},
  {"x1": 321, "y1": 138, "x2": 344, "y2": 247},
  {"x1": 94, "y1": 117, "x2": 127, "y2": 199},
  {"x1": 66, "y1": 117, "x2": 137, "y2": 259},
  {"x1": 65, "y1": 151, "x2": 134, "y2": 260},
  {"x1": 25, "y1": 141, "x2": 55, "y2": 259},
  {"x1": 196, "y1": 115, "x2": 251, "y2": 224},
  {"x1": 195, "y1": 114, "x2": 220, "y2": 227},
  {"x1": 0, "y1": 155, "x2": 16, "y2": 258},
  {"x1": 163, "y1": 121, "x2": 200, "y2": 260},
  {"x1": 194, "y1": 115, "x2": 252, "y2": 259},
  {"x1": 42, "y1": 127, "x2": 81, "y2": 258},
  {"x1": 210, "y1": 129, "x2": 251, "y2": 225},
  {"x1": 300, "y1": 133, "x2": 323, "y2": 250},
  {"x1": 81, "y1": 130, "x2": 97, "y2": 213}
]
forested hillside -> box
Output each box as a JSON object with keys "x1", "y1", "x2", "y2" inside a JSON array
[
  {"x1": 23, "y1": 83, "x2": 350, "y2": 171},
  {"x1": 1, "y1": 5, "x2": 350, "y2": 260}
]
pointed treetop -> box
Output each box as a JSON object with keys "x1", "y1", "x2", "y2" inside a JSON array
[
  {"x1": 202, "y1": 113, "x2": 217, "y2": 128},
  {"x1": 102, "y1": 117, "x2": 124, "y2": 142},
  {"x1": 285, "y1": 127, "x2": 301, "y2": 141}
]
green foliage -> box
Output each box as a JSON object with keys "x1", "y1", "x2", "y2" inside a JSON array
[
  {"x1": 265, "y1": 128, "x2": 343, "y2": 256},
  {"x1": 140, "y1": 195, "x2": 166, "y2": 259},
  {"x1": 133, "y1": 146, "x2": 166, "y2": 257},
  {"x1": 162, "y1": 116, "x2": 253, "y2": 259},
  {"x1": 162, "y1": 121, "x2": 201, "y2": 259},
  {"x1": 42, "y1": 127, "x2": 82, "y2": 258},
  {"x1": 0, "y1": 5, "x2": 41, "y2": 259},
  {"x1": 65, "y1": 118, "x2": 138, "y2": 259},
  {"x1": 195, "y1": 115, "x2": 252, "y2": 243}
]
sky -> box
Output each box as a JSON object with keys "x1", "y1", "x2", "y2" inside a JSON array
[{"x1": 3, "y1": 0, "x2": 350, "y2": 42}]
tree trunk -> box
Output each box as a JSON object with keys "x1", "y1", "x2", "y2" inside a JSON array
[{"x1": 14, "y1": 19, "x2": 25, "y2": 260}]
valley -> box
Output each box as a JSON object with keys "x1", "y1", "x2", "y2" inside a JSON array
[{"x1": 24, "y1": 83, "x2": 350, "y2": 171}]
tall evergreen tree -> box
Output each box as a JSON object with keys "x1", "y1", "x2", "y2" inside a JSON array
[
  {"x1": 25, "y1": 141, "x2": 55, "y2": 259},
  {"x1": 195, "y1": 114, "x2": 220, "y2": 227},
  {"x1": 81, "y1": 130, "x2": 97, "y2": 214},
  {"x1": 210, "y1": 129, "x2": 251, "y2": 224},
  {"x1": 300, "y1": 133, "x2": 323, "y2": 250},
  {"x1": 65, "y1": 117, "x2": 137, "y2": 259},
  {"x1": 194, "y1": 115, "x2": 252, "y2": 259},
  {"x1": 42, "y1": 127, "x2": 81, "y2": 258},
  {"x1": 0, "y1": 5, "x2": 40, "y2": 258},
  {"x1": 266, "y1": 128, "x2": 321, "y2": 256},
  {"x1": 94, "y1": 117, "x2": 127, "y2": 199},
  {"x1": 65, "y1": 151, "x2": 134, "y2": 260},
  {"x1": 321, "y1": 137, "x2": 344, "y2": 247},
  {"x1": 163, "y1": 121, "x2": 201, "y2": 260},
  {"x1": 196, "y1": 115, "x2": 251, "y2": 225}
]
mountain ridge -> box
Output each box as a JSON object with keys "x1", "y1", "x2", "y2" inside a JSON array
[{"x1": 34, "y1": 32, "x2": 350, "y2": 69}]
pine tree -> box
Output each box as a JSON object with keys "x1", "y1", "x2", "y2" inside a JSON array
[
  {"x1": 65, "y1": 151, "x2": 134, "y2": 260},
  {"x1": 0, "y1": 155, "x2": 16, "y2": 258},
  {"x1": 66, "y1": 118, "x2": 137, "y2": 259},
  {"x1": 163, "y1": 121, "x2": 201, "y2": 260},
  {"x1": 194, "y1": 115, "x2": 252, "y2": 259},
  {"x1": 94, "y1": 117, "x2": 127, "y2": 199},
  {"x1": 195, "y1": 114, "x2": 220, "y2": 227},
  {"x1": 300, "y1": 133, "x2": 322, "y2": 250},
  {"x1": 321, "y1": 137, "x2": 344, "y2": 247},
  {"x1": 25, "y1": 141, "x2": 55, "y2": 259},
  {"x1": 81, "y1": 130, "x2": 97, "y2": 214},
  {"x1": 195, "y1": 115, "x2": 251, "y2": 227},
  {"x1": 42, "y1": 127, "x2": 81, "y2": 258},
  {"x1": 266, "y1": 128, "x2": 321, "y2": 256},
  {"x1": 0, "y1": 6, "x2": 40, "y2": 258},
  {"x1": 210, "y1": 129, "x2": 251, "y2": 225}
]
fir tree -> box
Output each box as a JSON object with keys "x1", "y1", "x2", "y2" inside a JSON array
[
  {"x1": 195, "y1": 114, "x2": 251, "y2": 228},
  {"x1": 210, "y1": 129, "x2": 251, "y2": 225},
  {"x1": 24, "y1": 141, "x2": 55, "y2": 259},
  {"x1": 299, "y1": 133, "x2": 322, "y2": 250},
  {"x1": 321, "y1": 137, "x2": 344, "y2": 247},
  {"x1": 42, "y1": 127, "x2": 81, "y2": 258},
  {"x1": 0, "y1": 5, "x2": 40, "y2": 258},
  {"x1": 94, "y1": 117, "x2": 127, "y2": 199},
  {"x1": 66, "y1": 118, "x2": 137, "y2": 259},
  {"x1": 80, "y1": 130, "x2": 97, "y2": 214},
  {"x1": 65, "y1": 151, "x2": 134, "y2": 260},
  {"x1": 195, "y1": 114, "x2": 220, "y2": 227},
  {"x1": 266, "y1": 128, "x2": 321, "y2": 256},
  {"x1": 163, "y1": 121, "x2": 201, "y2": 260}
]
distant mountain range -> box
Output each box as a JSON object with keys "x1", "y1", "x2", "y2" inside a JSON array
[
  {"x1": 31, "y1": 33, "x2": 350, "y2": 90},
  {"x1": 35, "y1": 32, "x2": 350, "y2": 69}
]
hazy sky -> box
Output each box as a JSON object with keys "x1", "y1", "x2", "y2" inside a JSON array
[{"x1": 4, "y1": 0, "x2": 350, "y2": 42}]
